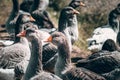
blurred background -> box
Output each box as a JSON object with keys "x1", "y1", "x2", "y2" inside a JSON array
[{"x1": 0, "y1": 0, "x2": 119, "y2": 52}]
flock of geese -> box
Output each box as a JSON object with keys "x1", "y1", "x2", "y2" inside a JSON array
[{"x1": 0, "y1": 0, "x2": 120, "y2": 80}]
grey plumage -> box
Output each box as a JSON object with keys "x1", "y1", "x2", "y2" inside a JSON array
[
  {"x1": 58, "y1": 6, "x2": 79, "y2": 53},
  {"x1": 17, "y1": 28, "x2": 62, "y2": 80},
  {"x1": 76, "y1": 51, "x2": 120, "y2": 74},
  {"x1": 48, "y1": 32, "x2": 105, "y2": 80},
  {"x1": 0, "y1": 38, "x2": 30, "y2": 69}
]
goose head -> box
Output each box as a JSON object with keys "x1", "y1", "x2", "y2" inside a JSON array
[
  {"x1": 59, "y1": 7, "x2": 79, "y2": 26},
  {"x1": 59, "y1": 6, "x2": 79, "y2": 32},
  {"x1": 45, "y1": 32, "x2": 67, "y2": 46},
  {"x1": 15, "y1": 13, "x2": 35, "y2": 34},
  {"x1": 69, "y1": 0, "x2": 85, "y2": 9},
  {"x1": 17, "y1": 27, "x2": 51, "y2": 45},
  {"x1": 61, "y1": 7, "x2": 79, "y2": 18},
  {"x1": 17, "y1": 28, "x2": 39, "y2": 41},
  {"x1": 17, "y1": 13, "x2": 35, "y2": 24}
]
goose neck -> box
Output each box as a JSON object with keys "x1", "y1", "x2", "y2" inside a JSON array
[
  {"x1": 58, "y1": 41, "x2": 71, "y2": 66},
  {"x1": 24, "y1": 36, "x2": 43, "y2": 80},
  {"x1": 31, "y1": 37, "x2": 43, "y2": 71}
]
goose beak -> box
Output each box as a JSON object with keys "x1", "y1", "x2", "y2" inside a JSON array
[
  {"x1": 30, "y1": 16, "x2": 35, "y2": 21},
  {"x1": 73, "y1": 9, "x2": 80, "y2": 14},
  {"x1": 80, "y1": 2, "x2": 85, "y2": 7},
  {"x1": 17, "y1": 30, "x2": 26, "y2": 37},
  {"x1": 44, "y1": 36, "x2": 53, "y2": 42}
]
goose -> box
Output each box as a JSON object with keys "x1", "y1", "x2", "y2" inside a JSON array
[
  {"x1": 45, "y1": 32, "x2": 106, "y2": 80},
  {"x1": 30, "y1": 0, "x2": 55, "y2": 29},
  {"x1": 14, "y1": 16, "x2": 57, "y2": 74},
  {"x1": 17, "y1": 28, "x2": 62, "y2": 80},
  {"x1": 58, "y1": 0, "x2": 85, "y2": 44},
  {"x1": 17, "y1": 20, "x2": 58, "y2": 73},
  {"x1": 5, "y1": 0, "x2": 34, "y2": 42},
  {"x1": 8, "y1": 13, "x2": 35, "y2": 79},
  {"x1": 58, "y1": 6, "x2": 80, "y2": 52},
  {"x1": 58, "y1": 0, "x2": 85, "y2": 50},
  {"x1": 5, "y1": 0, "x2": 19, "y2": 37}
]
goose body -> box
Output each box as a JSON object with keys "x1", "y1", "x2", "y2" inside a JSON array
[
  {"x1": 76, "y1": 51, "x2": 120, "y2": 74},
  {"x1": 46, "y1": 32, "x2": 106, "y2": 80},
  {"x1": 0, "y1": 37, "x2": 30, "y2": 80}
]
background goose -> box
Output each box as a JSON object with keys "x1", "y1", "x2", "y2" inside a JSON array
[
  {"x1": 14, "y1": 13, "x2": 35, "y2": 43},
  {"x1": 30, "y1": 0, "x2": 55, "y2": 29},
  {"x1": 14, "y1": 18, "x2": 58, "y2": 74},
  {"x1": 58, "y1": 7, "x2": 80, "y2": 52},
  {"x1": 58, "y1": 0, "x2": 85, "y2": 44},
  {"x1": 17, "y1": 28, "x2": 62, "y2": 80},
  {"x1": 5, "y1": 0, "x2": 19, "y2": 37},
  {"x1": 46, "y1": 32, "x2": 106, "y2": 80},
  {"x1": 58, "y1": 1, "x2": 85, "y2": 53}
]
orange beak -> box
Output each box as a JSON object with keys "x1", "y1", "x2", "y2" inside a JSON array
[
  {"x1": 80, "y1": 2, "x2": 85, "y2": 7},
  {"x1": 30, "y1": 16, "x2": 35, "y2": 21},
  {"x1": 73, "y1": 9, "x2": 80, "y2": 14},
  {"x1": 17, "y1": 30, "x2": 26, "y2": 37},
  {"x1": 44, "y1": 36, "x2": 53, "y2": 42}
]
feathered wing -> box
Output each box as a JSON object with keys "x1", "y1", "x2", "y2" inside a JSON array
[
  {"x1": 0, "y1": 43, "x2": 30, "y2": 69},
  {"x1": 63, "y1": 67, "x2": 105, "y2": 80},
  {"x1": 42, "y1": 43, "x2": 57, "y2": 64},
  {"x1": 76, "y1": 52, "x2": 120, "y2": 74}
]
